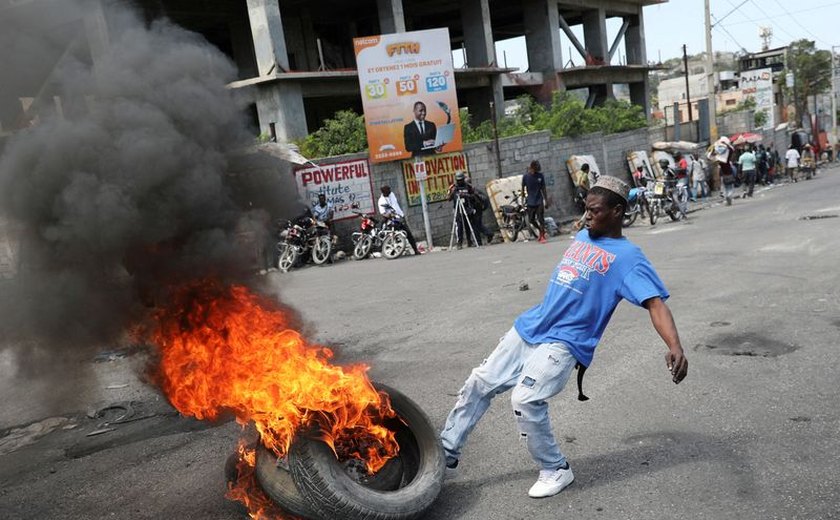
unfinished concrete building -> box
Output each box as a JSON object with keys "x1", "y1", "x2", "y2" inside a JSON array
[{"x1": 1, "y1": 0, "x2": 661, "y2": 143}]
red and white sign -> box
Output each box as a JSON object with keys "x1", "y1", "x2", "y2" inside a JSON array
[{"x1": 294, "y1": 158, "x2": 375, "y2": 221}]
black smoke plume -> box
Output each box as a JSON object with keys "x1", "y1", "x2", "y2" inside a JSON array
[{"x1": 0, "y1": 1, "x2": 298, "y2": 368}]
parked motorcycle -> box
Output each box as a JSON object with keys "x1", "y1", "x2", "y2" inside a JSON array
[
  {"x1": 646, "y1": 178, "x2": 688, "y2": 225},
  {"x1": 276, "y1": 218, "x2": 332, "y2": 271},
  {"x1": 498, "y1": 191, "x2": 538, "y2": 242},
  {"x1": 646, "y1": 180, "x2": 666, "y2": 225},
  {"x1": 352, "y1": 206, "x2": 409, "y2": 260},
  {"x1": 351, "y1": 211, "x2": 379, "y2": 260},
  {"x1": 668, "y1": 179, "x2": 689, "y2": 220},
  {"x1": 622, "y1": 186, "x2": 649, "y2": 227}
]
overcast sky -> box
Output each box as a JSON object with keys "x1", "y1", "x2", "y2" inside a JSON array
[{"x1": 454, "y1": 0, "x2": 839, "y2": 70}]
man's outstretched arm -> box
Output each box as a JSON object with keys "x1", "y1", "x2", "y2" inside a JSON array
[{"x1": 643, "y1": 297, "x2": 688, "y2": 384}]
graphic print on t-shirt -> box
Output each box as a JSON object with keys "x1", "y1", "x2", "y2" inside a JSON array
[{"x1": 554, "y1": 239, "x2": 616, "y2": 291}]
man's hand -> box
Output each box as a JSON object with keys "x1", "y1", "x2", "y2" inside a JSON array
[
  {"x1": 645, "y1": 297, "x2": 688, "y2": 385},
  {"x1": 665, "y1": 349, "x2": 688, "y2": 384}
]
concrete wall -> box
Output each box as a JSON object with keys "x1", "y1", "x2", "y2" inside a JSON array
[
  {"x1": 308, "y1": 126, "x2": 662, "y2": 250},
  {"x1": 717, "y1": 110, "x2": 754, "y2": 135}
]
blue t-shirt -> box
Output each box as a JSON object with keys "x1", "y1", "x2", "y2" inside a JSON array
[
  {"x1": 514, "y1": 230, "x2": 669, "y2": 367},
  {"x1": 521, "y1": 172, "x2": 545, "y2": 207}
]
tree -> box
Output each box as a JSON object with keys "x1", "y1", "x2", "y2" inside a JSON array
[
  {"x1": 784, "y1": 39, "x2": 832, "y2": 126},
  {"x1": 296, "y1": 110, "x2": 368, "y2": 158}
]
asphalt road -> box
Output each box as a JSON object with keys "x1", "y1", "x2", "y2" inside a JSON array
[{"x1": 2, "y1": 165, "x2": 839, "y2": 520}]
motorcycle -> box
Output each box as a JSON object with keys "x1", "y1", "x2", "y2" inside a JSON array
[
  {"x1": 667, "y1": 179, "x2": 690, "y2": 221},
  {"x1": 351, "y1": 211, "x2": 380, "y2": 260},
  {"x1": 276, "y1": 218, "x2": 332, "y2": 272},
  {"x1": 647, "y1": 178, "x2": 687, "y2": 225},
  {"x1": 352, "y1": 205, "x2": 410, "y2": 260},
  {"x1": 622, "y1": 186, "x2": 649, "y2": 227},
  {"x1": 498, "y1": 191, "x2": 538, "y2": 242}
]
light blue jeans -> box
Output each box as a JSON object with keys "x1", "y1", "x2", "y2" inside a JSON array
[{"x1": 440, "y1": 327, "x2": 577, "y2": 470}]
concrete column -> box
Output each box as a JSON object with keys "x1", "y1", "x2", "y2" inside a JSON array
[
  {"x1": 229, "y1": 20, "x2": 258, "y2": 79},
  {"x1": 255, "y1": 83, "x2": 308, "y2": 141},
  {"x1": 630, "y1": 80, "x2": 650, "y2": 119},
  {"x1": 461, "y1": 0, "x2": 494, "y2": 66},
  {"x1": 626, "y1": 9, "x2": 650, "y2": 118},
  {"x1": 523, "y1": 0, "x2": 562, "y2": 73},
  {"x1": 583, "y1": 8, "x2": 608, "y2": 63},
  {"x1": 377, "y1": 0, "x2": 406, "y2": 34},
  {"x1": 523, "y1": 0, "x2": 563, "y2": 102},
  {"x1": 83, "y1": 0, "x2": 110, "y2": 70},
  {"x1": 624, "y1": 12, "x2": 646, "y2": 65},
  {"x1": 246, "y1": 0, "x2": 290, "y2": 75},
  {"x1": 461, "y1": 0, "x2": 503, "y2": 121}
]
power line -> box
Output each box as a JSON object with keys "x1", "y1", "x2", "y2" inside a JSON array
[
  {"x1": 746, "y1": 0, "x2": 800, "y2": 44},
  {"x1": 721, "y1": 1, "x2": 840, "y2": 27},
  {"x1": 770, "y1": 0, "x2": 831, "y2": 47},
  {"x1": 712, "y1": 0, "x2": 750, "y2": 27},
  {"x1": 711, "y1": 13, "x2": 749, "y2": 53}
]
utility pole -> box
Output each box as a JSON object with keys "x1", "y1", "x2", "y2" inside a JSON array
[
  {"x1": 832, "y1": 45, "x2": 838, "y2": 159},
  {"x1": 683, "y1": 44, "x2": 693, "y2": 122},
  {"x1": 704, "y1": 0, "x2": 717, "y2": 140}
]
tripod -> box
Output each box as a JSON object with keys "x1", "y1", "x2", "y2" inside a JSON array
[{"x1": 448, "y1": 193, "x2": 480, "y2": 250}]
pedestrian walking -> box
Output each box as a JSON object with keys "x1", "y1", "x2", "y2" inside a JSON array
[
  {"x1": 440, "y1": 176, "x2": 688, "y2": 499},
  {"x1": 756, "y1": 145, "x2": 769, "y2": 185},
  {"x1": 521, "y1": 160, "x2": 550, "y2": 243},
  {"x1": 690, "y1": 153, "x2": 708, "y2": 202},
  {"x1": 738, "y1": 145, "x2": 757, "y2": 197},
  {"x1": 785, "y1": 145, "x2": 800, "y2": 183},
  {"x1": 708, "y1": 136, "x2": 735, "y2": 205}
]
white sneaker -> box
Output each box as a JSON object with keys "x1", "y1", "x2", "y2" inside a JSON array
[{"x1": 527, "y1": 465, "x2": 574, "y2": 498}]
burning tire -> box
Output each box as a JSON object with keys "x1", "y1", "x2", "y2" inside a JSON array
[
  {"x1": 254, "y1": 445, "x2": 319, "y2": 519},
  {"x1": 289, "y1": 383, "x2": 444, "y2": 520}
]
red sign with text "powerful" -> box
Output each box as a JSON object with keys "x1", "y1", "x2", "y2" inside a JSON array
[{"x1": 299, "y1": 161, "x2": 369, "y2": 187}]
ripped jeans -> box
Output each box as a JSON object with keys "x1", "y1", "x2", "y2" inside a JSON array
[{"x1": 440, "y1": 327, "x2": 577, "y2": 470}]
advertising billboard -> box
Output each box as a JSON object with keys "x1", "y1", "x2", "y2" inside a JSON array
[
  {"x1": 354, "y1": 28, "x2": 463, "y2": 163},
  {"x1": 401, "y1": 152, "x2": 468, "y2": 206},
  {"x1": 294, "y1": 159, "x2": 375, "y2": 221},
  {"x1": 739, "y1": 68, "x2": 774, "y2": 129}
]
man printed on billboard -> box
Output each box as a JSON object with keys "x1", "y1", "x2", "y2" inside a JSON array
[{"x1": 404, "y1": 101, "x2": 438, "y2": 157}]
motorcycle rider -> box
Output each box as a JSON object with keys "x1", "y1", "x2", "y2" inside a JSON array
[
  {"x1": 312, "y1": 194, "x2": 334, "y2": 227},
  {"x1": 378, "y1": 185, "x2": 421, "y2": 255},
  {"x1": 659, "y1": 158, "x2": 687, "y2": 220}
]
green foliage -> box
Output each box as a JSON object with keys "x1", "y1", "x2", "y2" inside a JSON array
[
  {"x1": 461, "y1": 93, "x2": 648, "y2": 143},
  {"x1": 296, "y1": 110, "x2": 368, "y2": 158},
  {"x1": 754, "y1": 110, "x2": 768, "y2": 128},
  {"x1": 783, "y1": 39, "x2": 832, "y2": 122}
]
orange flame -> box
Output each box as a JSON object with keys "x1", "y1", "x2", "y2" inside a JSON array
[
  {"x1": 150, "y1": 279, "x2": 398, "y2": 476},
  {"x1": 226, "y1": 440, "x2": 292, "y2": 519}
]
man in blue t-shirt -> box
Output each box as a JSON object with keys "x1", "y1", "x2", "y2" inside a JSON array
[
  {"x1": 521, "y1": 160, "x2": 550, "y2": 243},
  {"x1": 440, "y1": 176, "x2": 688, "y2": 499}
]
